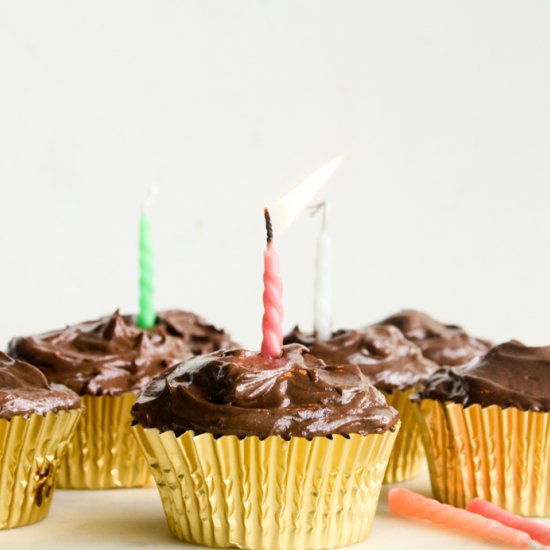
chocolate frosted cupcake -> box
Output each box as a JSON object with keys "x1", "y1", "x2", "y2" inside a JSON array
[
  {"x1": 378, "y1": 309, "x2": 491, "y2": 367},
  {"x1": 284, "y1": 325, "x2": 438, "y2": 483},
  {"x1": 10, "y1": 309, "x2": 235, "y2": 489},
  {"x1": 0, "y1": 352, "x2": 81, "y2": 528},
  {"x1": 10, "y1": 309, "x2": 234, "y2": 396},
  {"x1": 416, "y1": 340, "x2": 550, "y2": 516},
  {"x1": 284, "y1": 325, "x2": 437, "y2": 392},
  {"x1": 132, "y1": 344, "x2": 400, "y2": 549}
]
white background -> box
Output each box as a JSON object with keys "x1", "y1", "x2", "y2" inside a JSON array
[{"x1": 1, "y1": 1, "x2": 550, "y2": 350}]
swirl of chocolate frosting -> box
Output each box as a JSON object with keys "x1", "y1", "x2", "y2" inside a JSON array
[
  {"x1": 420, "y1": 340, "x2": 550, "y2": 411},
  {"x1": 0, "y1": 351, "x2": 80, "y2": 419},
  {"x1": 9, "y1": 310, "x2": 236, "y2": 397},
  {"x1": 283, "y1": 325, "x2": 438, "y2": 391},
  {"x1": 377, "y1": 310, "x2": 491, "y2": 367},
  {"x1": 131, "y1": 344, "x2": 399, "y2": 439}
]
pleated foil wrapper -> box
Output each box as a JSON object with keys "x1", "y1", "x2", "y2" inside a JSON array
[
  {"x1": 57, "y1": 394, "x2": 152, "y2": 489},
  {"x1": 132, "y1": 423, "x2": 400, "y2": 550},
  {"x1": 382, "y1": 388, "x2": 424, "y2": 484},
  {"x1": 416, "y1": 399, "x2": 550, "y2": 516},
  {"x1": 0, "y1": 408, "x2": 82, "y2": 529}
]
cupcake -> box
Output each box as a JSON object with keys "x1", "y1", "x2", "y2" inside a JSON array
[
  {"x1": 378, "y1": 309, "x2": 491, "y2": 366},
  {"x1": 416, "y1": 340, "x2": 550, "y2": 516},
  {"x1": 131, "y1": 344, "x2": 400, "y2": 550},
  {"x1": 9, "y1": 309, "x2": 235, "y2": 489},
  {"x1": 0, "y1": 351, "x2": 81, "y2": 528},
  {"x1": 284, "y1": 325, "x2": 437, "y2": 483}
]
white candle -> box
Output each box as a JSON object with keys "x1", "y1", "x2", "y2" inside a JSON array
[{"x1": 314, "y1": 202, "x2": 332, "y2": 341}]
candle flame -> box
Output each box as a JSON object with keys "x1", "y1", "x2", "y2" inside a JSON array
[
  {"x1": 141, "y1": 183, "x2": 160, "y2": 215},
  {"x1": 268, "y1": 155, "x2": 343, "y2": 232}
]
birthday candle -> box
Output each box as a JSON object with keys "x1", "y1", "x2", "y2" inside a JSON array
[
  {"x1": 388, "y1": 489, "x2": 531, "y2": 548},
  {"x1": 137, "y1": 185, "x2": 157, "y2": 329},
  {"x1": 261, "y1": 209, "x2": 283, "y2": 359},
  {"x1": 261, "y1": 156, "x2": 344, "y2": 358},
  {"x1": 313, "y1": 202, "x2": 332, "y2": 341},
  {"x1": 467, "y1": 498, "x2": 550, "y2": 546}
]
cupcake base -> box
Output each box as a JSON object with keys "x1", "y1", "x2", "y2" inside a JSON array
[
  {"x1": 132, "y1": 424, "x2": 399, "y2": 550},
  {"x1": 416, "y1": 399, "x2": 550, "y2": 516},
  {"x1": 57, "y1": 394, "x2": 152, "y2": 489},
  {"x1": 382, "y1": 389, "x2": 424, "y2": 484},
  {"x1": 0, "y1": 409, "x2": 81, "y2": 529}
]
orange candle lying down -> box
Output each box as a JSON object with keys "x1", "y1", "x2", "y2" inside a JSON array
[
  {"x1": 467, "y1": 498, "x2": 550, "y2": 546},
  {"x1": 388, "y1": 489, "x2": 531, "y2": 548}
]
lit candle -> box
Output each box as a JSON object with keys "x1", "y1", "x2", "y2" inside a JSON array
[
  {"x1": 467, "y1": 499, "x2": 550, "y2": 546},
  {"x1": 261, "y1": 156, "x2": 344, "y2": 359},
  {"x1": 137, "y1": 185, "x2": 157, "y2": 329},
  {"x1": 261, "y1": 209, "x2": 283, "y2": 359},
  {"x1": 388, "y1": 489, "x2": 531, "y2": 548},
  {"x1": 312, "y1": 202, "x2": 332, "y2": 341}
]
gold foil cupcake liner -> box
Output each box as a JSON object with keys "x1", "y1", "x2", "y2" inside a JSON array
[
  {"x1": 416, "y1": 399, "x2": 550, "y2": 516},
  {"x1": 382, "y1": 388, "x2": 424, "y2": 483},
  {"x1": 0, "y1": 408, "x2": 81, "y2": 529},
  {"x1": 132, "y1": 423, "x2": 399, "y2": 550},
  {"x1": 57, "y1": 394, "x2": 152, "y2": 489}
]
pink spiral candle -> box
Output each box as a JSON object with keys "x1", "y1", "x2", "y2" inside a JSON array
[
  {"x1": 467, "y1": 499, "x2": 550, "y2": 546},
  {"x1": 261, "y1": 209, "x2": 283, "y2": 359},
  {"x1": 388, "y1": 489, "x2": 531, "y2": 548}
]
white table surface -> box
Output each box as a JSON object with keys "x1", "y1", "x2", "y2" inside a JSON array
[{"x1": 1, "y1": 466, "x2": 547, "y2": 549}]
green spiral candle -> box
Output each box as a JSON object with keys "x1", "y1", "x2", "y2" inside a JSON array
[{"x1": 137, "y1": 187, "x2": 156, "y2": 329}]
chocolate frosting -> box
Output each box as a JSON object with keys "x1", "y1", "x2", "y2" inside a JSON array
[
  {"x1": 0, "y1": 352, "x2": 80, "y2": 419},
  {"x1": 9, "y1": 310, "x2": 236, "y2": 397},
  {"x1": 131, "y1": 344, "x2": 399, "y2": 439},
  {"x1": 283, "y1": 325, "x2": 439, "y2": 391},
  {"x1": 420, "y1": 340, "x2": 550, "y2": 411},
  {"x1": 377, "y1": 310, "x2": 491, "y2": 367}
]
